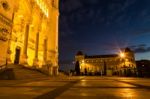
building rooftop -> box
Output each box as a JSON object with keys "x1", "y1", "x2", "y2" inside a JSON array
[
  {"x1": 76, "y1": 51, "x2": 84, "y2": 55},
  {"x1": 120, "y1": 47, "x2": 133, "y2": 52},
  {"x1": 85, "y1": 54, "x2": 118, "y2": 59}
]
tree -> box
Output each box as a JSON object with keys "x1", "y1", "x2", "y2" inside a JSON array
[{"x1": 75, "y1": 61, "x2": 80, "y2": 75}]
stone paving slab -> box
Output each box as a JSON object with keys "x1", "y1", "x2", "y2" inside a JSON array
[
  {"x1": 0, "y1": 87, "x2": 55, "y2": 99},
  {"x1": 57, "y1": 88, "x2": 150, "y2": 99},
  {"x1": 0, "y1": 76, "x2": 149, "y2": 99},
  {"x1": 14, "y1": 81, "x2": 67, "y2": 87},
  {"x1": 74, "y1": 80, "x2": 136, "y2": 88},
  {"x1": 117, "y1": 80, "x2": 150, "y2": 87}
]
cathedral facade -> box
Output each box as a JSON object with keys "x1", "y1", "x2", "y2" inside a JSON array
[
  {"x1": 0, "y1": 0, "x2": 59, "y2": 75},
  {"x1": 75, "y1": 48, "x2": 136, "y2": 76}
]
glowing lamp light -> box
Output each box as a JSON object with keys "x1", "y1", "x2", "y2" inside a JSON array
[
  {"x1": 82, "y1": 60, "x2": 84, "y2": 64},
  {"x1": 120, "y1": 52, "x2": 125, "y2": 58}
]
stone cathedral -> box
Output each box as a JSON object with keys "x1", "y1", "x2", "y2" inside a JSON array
[{"x1": 0, "y1": 0, "x2": 59, "y2": 75}]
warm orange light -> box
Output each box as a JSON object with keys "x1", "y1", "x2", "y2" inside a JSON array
[
  {"x1": 7, "y1": 0, "x2": 59, "y2": 75},
  {"x1": 82, "y1": 60, "x2": 85, "y2": 64},
  {"x1": 120, "y1": 52, "x2": 125, "y2": 58},
  {"x1": 35, "y1": 0, "x2": 49, "y2": 17}
]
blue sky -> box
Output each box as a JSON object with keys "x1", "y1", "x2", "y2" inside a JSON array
[{"x1": 59, "y1": 0, "x2": 150, "y2": 61}]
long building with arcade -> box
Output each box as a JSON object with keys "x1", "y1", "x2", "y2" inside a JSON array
[{"x1": 75, "y1": 48, "x2": 136, "y2": 76}]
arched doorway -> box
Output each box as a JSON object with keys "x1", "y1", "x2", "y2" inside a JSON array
[{"x1": 14, "y1": 47, "x2": 21, "y2": 64}]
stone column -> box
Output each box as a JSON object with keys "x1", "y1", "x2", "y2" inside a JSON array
[
  {"x1": 7, "y1": 11, "x2": 15, "y2": 64},
  {"x1": 21, "y1": 24, "x2": 29, "y2": 65},
  {"x1": 55, "y1": 10, "x2": 59, "y2": 75},
  {"x1": 33, "y1": 32, "x2": 39, "y2": 67}
]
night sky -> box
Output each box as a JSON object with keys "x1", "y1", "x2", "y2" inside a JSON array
[{"x1": 59, "y1": 0, "x2": 150, "y2": 62}]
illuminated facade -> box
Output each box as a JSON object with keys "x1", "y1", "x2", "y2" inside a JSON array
[
  {"x1": 0, "y1": 0, "x2": 59, "y2": 75},
  {"x1": 0, "y1": 0, "x2": 14, "y2": 67},
  {"x1": 75, "y1": 48, "x2": 136, "y2": 76}
]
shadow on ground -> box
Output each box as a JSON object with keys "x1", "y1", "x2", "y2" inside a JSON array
[{"x1": 0, "y1": 68, "x2": 15, "y2": 80}]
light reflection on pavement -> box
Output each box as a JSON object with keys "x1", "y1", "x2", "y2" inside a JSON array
[{"x1": 0, "y1": 76, "x2": 149, "y2": 99}]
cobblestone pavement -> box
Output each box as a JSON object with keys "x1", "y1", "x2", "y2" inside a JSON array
[{"x1": 0, "y1": 76, "x2": 150, "y2": 99}]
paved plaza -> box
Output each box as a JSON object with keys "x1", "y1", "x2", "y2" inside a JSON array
[{"x1": 0, "y1": 76, "x2": 149, "y2": 99}]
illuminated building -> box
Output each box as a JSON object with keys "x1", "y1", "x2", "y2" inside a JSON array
[
  {"x1": 0, "y1": 0, "x2": 14, "y2": 67},
  {"x1": 75, "y1": 48, "x2": 136, "y2": 76},
  {"x1": 0, "y1": 0, "x2": 59, "y2": 75}
]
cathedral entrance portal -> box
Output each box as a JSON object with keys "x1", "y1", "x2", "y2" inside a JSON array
[{"x1": 14, "y1": 47, "x2": 21, "y2": 64}]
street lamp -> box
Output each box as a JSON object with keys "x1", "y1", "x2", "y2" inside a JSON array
[
  {"x1": 120, "y1": 52, "x2": 126, "y2": 67},
  {"x1": 82, "y1": 60, "x2": 85, "y2": 64},
  {"x1": 120, "y1": 52, "x2": 125, "y2": 58}
]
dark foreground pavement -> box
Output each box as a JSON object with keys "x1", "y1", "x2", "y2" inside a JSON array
[{"x1": 0, "y1": 76, "x2": 150, "y2": 99}]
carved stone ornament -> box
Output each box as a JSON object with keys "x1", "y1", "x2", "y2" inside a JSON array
[
  {"x1": 1, "y1": 1, "x2": 10, "y2": 11},
  {"x1": 0, "y1": 27, "x2": 9, "y2": 41}
]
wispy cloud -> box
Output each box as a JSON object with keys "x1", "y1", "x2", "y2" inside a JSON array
[
  {"x1": 134, "y1": 47, "x2": 150, "y2": 53},
  {"x1": 128, "y1": 44, "x2": 150, "y2": 53}
]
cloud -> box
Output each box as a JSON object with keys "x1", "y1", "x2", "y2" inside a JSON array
[
  {"x1": 128, "y1": 44, "x2": 150, "y2": 53},
  {"x1": 138, "y1": 44, "x2": 146, "y2": 47},
  {"x1": 134, "y1": 47, "x2": 150, "y2": 53}
]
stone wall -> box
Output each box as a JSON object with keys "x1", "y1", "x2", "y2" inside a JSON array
[{"x1": 0, "y1": 0, "x2": 14, "y2": 66}]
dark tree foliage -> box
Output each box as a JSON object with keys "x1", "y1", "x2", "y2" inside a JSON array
[{"x1": 75, "y1": 61, "x2": 80, "y2": 75}]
